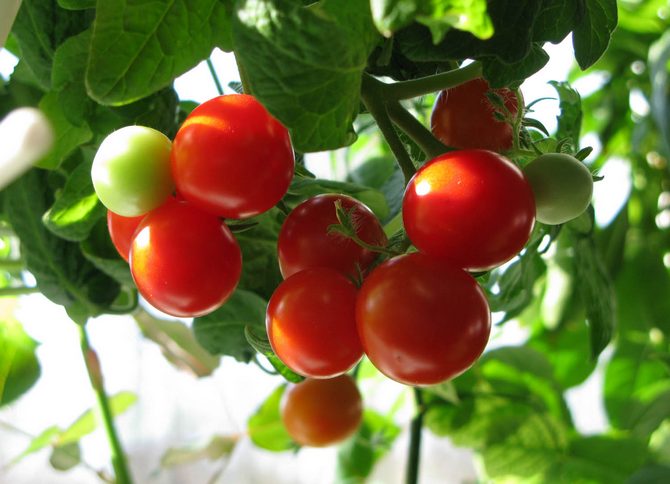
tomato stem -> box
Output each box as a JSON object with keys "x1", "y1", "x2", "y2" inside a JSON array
[
  {"x1": 360, "y1": 75, "x2": 416, "y2": 184},
  {"x1": 234, "y1": 53, "x2": 252, "y2": 95},
  {"x1": 386, "y1": 101, "x2": 449, "y2": 160},
  {"x1": 78, "y1": 323, "x2": 134, "y2": 484},
  {"x1": 382, "y1": 61, "x2": 483, "y2": 101},
  {"x1": 206, "y1": 58, "x2": 224, "y2": 96},
  {"x1": 406, "y1": 388, "x2": 425, "y2": 484}
]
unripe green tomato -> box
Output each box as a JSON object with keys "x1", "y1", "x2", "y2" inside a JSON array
[
  {"x1": 523, "y1": 153, "x2": 593, "y2": 225},
  {"x1": 91, "y1": 126, "x2": 174, "y2": 217}
]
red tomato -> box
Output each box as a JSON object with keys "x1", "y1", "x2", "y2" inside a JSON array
[
  {"x1": 130, "y1": 200, "x2": 242, "y2": 317},
  {"x1": 431, "y1": 78, "x2": 519, "y2": 152},
  {"x1": 281, "y1": 374, "x2": 363, "y2": 447},
  {"x1": 356, "y1": 253, "x2": 491, "y2": 386},
  {"x1": 277, "y1": 194, "x2": 388, "y2": 279},
  {"x1": 402, "y1": 149, "x2": 535, "y2": 271},
  {"x1": 107, "y1": 210, "x2": 144, "y2": 262},
  {"x1": 266, "y1": 268, "x2": 362, "y2": 378},
  {"x1": 171, "y1": 94, "x2": 294, "y2": 219}
]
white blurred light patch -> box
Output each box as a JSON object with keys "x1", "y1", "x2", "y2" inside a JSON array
[{"x1": 592, "y1": 157, "x2": 632, "y2": 227}]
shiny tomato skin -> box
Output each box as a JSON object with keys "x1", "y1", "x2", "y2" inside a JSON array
[
  {"x1": 266, "y1": 268, "x2": 362, "y2": 378},
  {"x1": 278, "y1": 194, "x2": 388, "y2": 279},
  {"x1": 171, "y1": 94, "x2": 294, "y2": 219},
  {"x1": 281, "y1": 374, "x2": 363, "y2": 447},
  {"x1": 356, "y1": 253, "x2": 491, "y2": 386},
  {"x1": 107, "y1": 210, "x2": 144, "y2": 263},
  {"x1": 402, "y1": 149, "x2": 535, "y2": 271},
  {"x1": 431, "y1": 78, "x2": 519, "y2": 152},
  {"x1": 130, "y1": 201, "x2": 242, "y2": 318}
]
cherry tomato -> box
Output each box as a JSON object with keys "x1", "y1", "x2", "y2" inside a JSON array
[
  {"x1": 523, "y1": 153, "x2": 593, "y2": 225},
  {"x1": 171, "y1": 94, "x2": 294, "y2": 219},
  {"x1": 402, "y1": 149, "x2": 535, "y2": 271},
  {"x1": 277, "y1": 194, "x2": 388, "y2": 279},
  {"x1": 130, "y1": 200, "x2": 242, "y2": 317},
  {"x1": 431, "y1": 78, "x2": 519, "y2": 152},
  {"x1": 266, "y1": 268, "x2": 362, "y2": 378},
  {"x1": 92, "y1": 126, "x2": 174, "y2": 217},
  {"x1": 281, "y1": 374, "x2": 363, "y2": 447},
  {"x1": 107, "y1": 210, "x2": 144, "y2": 263},
  {"x1": 356, "y1": 253, "x2": 491, "y2": 386}
]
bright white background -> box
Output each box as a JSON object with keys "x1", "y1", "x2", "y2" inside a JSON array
[{"x1": 0, "y1": 39, "x2": 622, "y2": 484}]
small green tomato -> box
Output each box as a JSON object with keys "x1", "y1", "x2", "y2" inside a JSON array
[
  {"x1": 91, "y1": 126, "x2": 174, "y2": 217},
  {"x1": 523, "y1": 153, "x2": 594, "y2": 225}
]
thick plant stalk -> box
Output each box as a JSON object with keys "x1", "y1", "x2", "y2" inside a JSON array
[
  {"x1": 406, "y1": 388, "x2": 424, "y2": 484},
  {"x1": 78, "y1": 324, "x2": 134, "y2": 484}
]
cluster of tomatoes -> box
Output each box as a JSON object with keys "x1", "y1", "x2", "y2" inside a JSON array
[{"x1": 93, "y1": 94, "x2": 295, "y2": 317}]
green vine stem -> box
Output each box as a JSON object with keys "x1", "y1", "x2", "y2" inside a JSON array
[
  {"x1": 234, "y1": 54, "x2": 252, "y2": 95},
  {"x1": 206, "y1": 58, "x2": 224, "y2": 95},
  {"x1": 360, "y1": 75, "x2": 416, "y2": 184},
  {"x1": 0, "y1": 286, "x2": 39, "y2": 297},
  {"x1": 78, "y1": 324, "x2": 134, "y2": 484},
  {"x1": 386, "y1": 101, "x2": 449, "y2": 160},
  {"x1": 406, "y1": 388, "x2": 425, "y2": 484},
  {"x1": 0, "y1": 258, "x2": 25, "y2": 271},
  {"x1": 383, "y1": 61, "x2": 482, "y2": 101}
]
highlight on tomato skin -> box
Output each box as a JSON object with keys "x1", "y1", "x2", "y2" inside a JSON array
[
  {"x1": 266, "y1": 267, "x2": 363, "y2": 379},
  {"x1": 277, "y1": 194, "x2": 388, "y2": 279},
  {"x1": 402, "y1": 149, "x2": 536, "y2": 272},
  {"x1": 170, "y1": 93, "x2": 295, "y2": 219},
  {"x1": 130, "y1": 200, "x2": 242, "y2": 318},
  {"x1": 430, "y1": 78, "x2": 519, "y2": 152},
  {"x1": 281, "y1": 374, "x2": 363, "y2": 447},
  {"x1": 356, "y1": 252, "x2": 491, "y2": 387}
]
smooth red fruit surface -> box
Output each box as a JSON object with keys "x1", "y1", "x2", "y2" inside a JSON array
[
  {"x1": 356, "y1": 253, "x2": 491, "y2": 386},
  {"x1": 107, "y1": 210, "x2": 144, "y2": 262},
  {"x1": 130, "y1": 201, "x2": 242, "y2": 318},
  {"x1": 278, "y1": 194, "x2": 388, "y2": 279},
  {"x1": 431, "y1": 78, "x2": 519, "y2": 152},
  {"x1": 403, "y1": 149, "x2": 535, "y2": 271},
  {"x1": 266, "y1": 268, "x2": 362, "y2": 378},
  {"x1": 281, "y1": 374, "x2": 363, "y2": 447},
  {"x1": 171, "y1": 94, "x2": 294, "y2": 219}
]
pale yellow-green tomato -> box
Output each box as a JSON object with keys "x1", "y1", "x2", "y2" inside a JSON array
[
  {"x1": 91, "y1": 126, "x2": 174, "y2": 217},
  {"x1": 523, "y1": 153, "x2": 593, "y2": 225}
]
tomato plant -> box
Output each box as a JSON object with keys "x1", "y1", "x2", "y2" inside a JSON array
[
  {"x1": 171, "y1": 94, "x2": 294, "y2": 219},
  {"x1": 403, "y1": 149, "x2": 536, "y2": 271},
  {"x1": 281, "y1": 374, "x2": 363, "y2": 447},
  {"x1": 106, "y1": 210, "x2": 144, "y2": 263},
  {"x1": 91, "y1": 126, "x2": 174, "y2": 217},
  {"x1": 266, "y1": 268, "x2": 362, "y2": 378},
  {"x1": 523, "y1": 152, "x2": 594, "y2": 225},
  {"x1": 430, "y1": 78, "x2": 519, "y2": 152},
  {"x1": 130, "y1": 200, "x2": 242, "y2": 318},
  {"x1": 277, "y1": 194, "x2": 387, "y2": 279},
  {"x1": 356, "y1": 253, "x2": 491, "y2": 386}
]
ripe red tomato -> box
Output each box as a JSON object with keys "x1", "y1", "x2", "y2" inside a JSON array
[
  {"x1": 277, "y1": 194, "x2": 388, "y2": 279},
  {"x1": 266, "y1": 268, "x2": 362, "y2": 378},
  {"x1": 356, "y1": 253, "x2": 491, "y2": 386},
  {"x1": 130, "y1": 200, "x2": 242, "y2": 317},
  {"x1": 431, "y1": 78, "x2": 519, "y2": 152},
  {"x1": 281, "y1": 374, "x2": 363, "y2": 447},
  {"x1": 107, "y1": 210, "x2": 144, "y2": 263},
  {"x1": 402, "y1": 149, "x2": 535, "y2": 271},
  {"x1": 171, "y1": 94, "x2": 294, "y2": 219}
]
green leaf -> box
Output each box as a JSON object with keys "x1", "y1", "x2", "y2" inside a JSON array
[
  {"x1": 483, "y1": 43, "x2": 549, "y2": 88},
  {"x1": 371, "y1": 0, "x2": 493, "y2": 41},
  {"x1": 628, "y1": 465, "x2": 670, "y2": 484},
  {"x1": 11, "y1": 0, "x2": 93, "y2": 90},
  {"x1": 43, "y1": 156, "x2": 105, "y2": 241},
  {"x1": 233, "y1": 0, "x2": 379, "y2": 152},
  {"x1": 58, "y1": 0, "x2": 96, "y2": 9},
  {"x1": 532, "y1": 0, "x2": 579, "y2": 44},
  {"x1": 247, "y1": 384, "x2": 295, "y2": 452},
  {"x1": 0, "y1": 318, "x2": 41, "y2": 406},
  {"x1": 193, "y1": 289, "x2": 266, "y2": 363},
  {"x1": 4, "y1": 170, "x2": 120, "y2": 313},
  {"x1": 649, "y1": 31, "x2": 670, "y2": 155},
  {"x1": 244, "y1": 325, "x2": 305, "y2": 383},
  {"x1": 336, "y1": 409, "x2": 401, "y2": 482},
  {"x1": 572, "y1": 0, "x2": 618, "y2": 70},
  {"x1": 86, "y1": 0, "x2": 232, "y2": 105},
  {"x1": 160, "y1": 435, "x2": 236, "y2": 468},
  {"x1": 550, "y1": 81, "x2": 582, "y2": 151},
  {"x1": 12, "y1": 426, "x2": 61, "y2": 464},
  {"x1": 134, "y1": 311, "x2": 220, "y2": 377},
  {"x1": 49, "y1": 442, "x2": 81, "y2": 471},
  {"x1": 57, "y1": 391, "x2": 137, "y2": 445}
]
